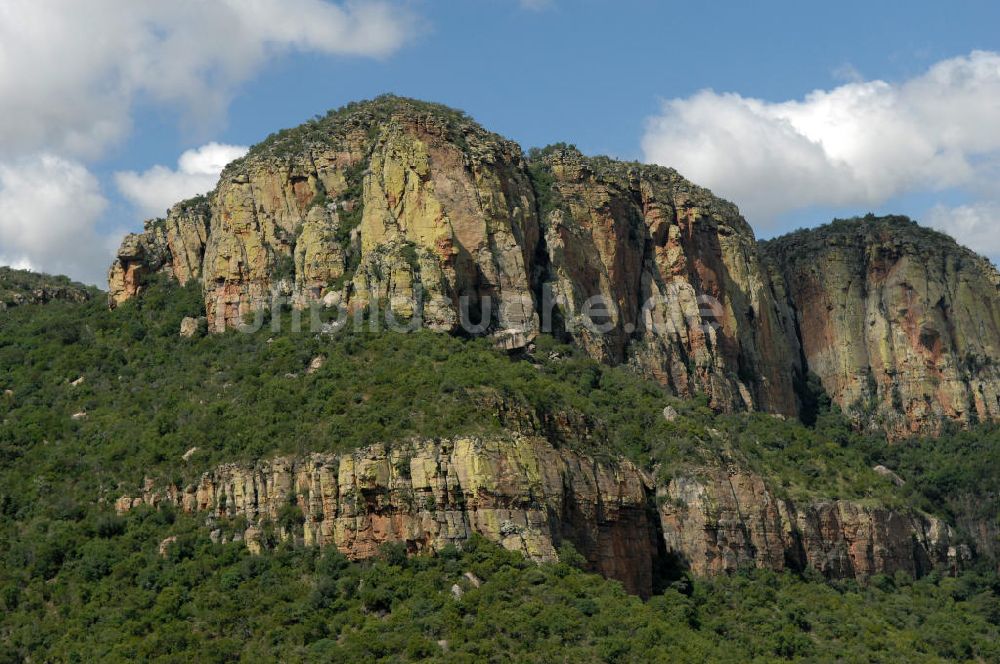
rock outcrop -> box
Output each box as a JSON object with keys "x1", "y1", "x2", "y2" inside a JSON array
[
  {"x1": 179, "y1": 316, "x2": 206, "y2": 338},
  {"x1": 117, "y1": 434, "x2": 661, "y2": 597},
  {"x1": 116, "y1": 434, "x2": 963, "y2": 596},
  {"x1": 108, "y1": 96, "x2": 801, "y2": 414},
  {"x1": 113, "y1": 99, "x2": 541, "y2": 349},
  {"x1": 534, "y1": 147, "x2": 800, "y2": 415},
  {"x1": 108, "y1": 198, "x2": 209, "y2": 307},
  {"x1": 657, "y1": 467, "x2": 960, "y2": 579},
  {"x1": 107, "y1": 100, "x2": 1000, "y2": 435},
  {"x1": 762, "y1": 215, "x2": 1000, "y2": 439},
  {"x1": 0, "y1": 267, "x2": 93, "y2": 310}
]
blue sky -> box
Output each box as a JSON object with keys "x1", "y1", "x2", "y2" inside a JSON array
[{"x1": 2, "y1": 0, "x2": 999, "y2": 284}]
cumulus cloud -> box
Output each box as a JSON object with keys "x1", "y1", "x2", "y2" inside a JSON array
[
  {"x1": 925, "y1": 203, "x2": 1000, "y2": 258},
  {"x1": 0, "y1": 0, "x2": 410, "y2": 283},
  {"x1": 0, "y1": 156, "x2": 112, "y2": 284},
  {"x1": 116, "y1": 143, "x2": 249, "y2": 218},
  {"x1": 0, "y1": 0, "x2": 411, "y2": 159},
  {"x1": 642, "y1": 51, "x2": 1000, "y2": 225}
]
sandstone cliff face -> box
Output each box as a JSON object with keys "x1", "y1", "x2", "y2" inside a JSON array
[
  {"x1": 108, "y1": 198, "x2": 209, "y2": 307},
  {"x1": 116, "y1": 434, "x2": 661, "y2": 597},
  {"x1": 108, "y1": 96, "x2": 801, "y2": 413},
  {"x1": 108, "y1": 100, "x2": 1000, "y2": 435},
  {"x1": 116, "y1": 435, "x2": 962, "y2": 596},
  {"x1": 762, "y1": 216, "x2": 1000, "y2": 439},
  {"x1": 353, "y1": 112, "x2": 539, "y2": 346},
  {"x1": 657, "y1": 467, "x2": 962, "y2": 579},
  {"x1": 113, "y1": 98, "x2": 540, "y2": 347},
  {"x1": 535, "y1": 148, "x2": 800, "y2": 415}
]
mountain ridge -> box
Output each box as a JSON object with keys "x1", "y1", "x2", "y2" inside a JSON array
[{"x1": 108, "y1": 95, "x2": 1000, "y2": 439}]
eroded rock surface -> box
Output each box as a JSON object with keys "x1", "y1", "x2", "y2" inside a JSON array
[
  {"x1": 116, "y1": 434, "x2": 660, "y2": 596},
  {"x1": 107, "y1": 100, "x2": 1000, "y2": 434},
  {"x1": 108, "y1": 198, "x2": 209, "y2": 307},
  {"x1": 763, "y1": 216, "x2": 1000, "y2": 438},
  {"x1": 117, "y1": 435, "x2": 962, "y2": 595},
  {"x1": 657, "y1": 467, "x2": 957, "y2": 579},
  {"x1": 108, "y1": 96, "x2": 803, "y2": 414},
  {"x1": 535, "y1": 148, "x2": 800, "y2": 415}
]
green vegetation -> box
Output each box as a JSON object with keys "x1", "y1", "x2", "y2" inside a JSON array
[
  {"x1": 4, "y1": 515, "x2": 999, "y2": 662},
  {"x1": 761, "y1": 213, "x2": 982, "y2": 269},
  {"x1": 3, "y1": 274, "x2": 1000, "y2": 660},
  {"x1": 878, "y1": 422, "x2": 1000, "y2": 522},
  {"x1": 172, "y1": 193, "x2": 211, "y2": 216},
  {"x1": 0, "y1": 267, "x2": 95, "y2": 309},
  {"x1": 1, "y1": 275, "x2": 998, "y2": 521},
  {"x1": 231, "y1": 95, "x2": 483, "y2": 165},
  {"x1": 334, "y1": 160, "x2": 367, "y2": 258},
  {"x1": 0, "y1": 277, "x2": 914, "y2": 507},
  {"x1": 526, "y1": 144, "x2": 573, "y2": 220},
  {"x1": 11, "y1": 510, "x2": 1000, "y2": 664}
]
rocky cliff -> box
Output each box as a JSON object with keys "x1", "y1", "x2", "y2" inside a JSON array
[
  {"x1": 657, "y1": 466, "x2": 965, "y2": 579},
  {"x1": 107, "y1": 100, "x2": 1000, "y2": 435},
  {"x1": 118, "y1": 435, "x2": 662, "y2": 597},
  {"x1": 109, "y1": 96, "x2": 801, "y2": 414},
  {"x1": 534, "y1": 147, "x2": 800, "y2": 415},
  {"x1": 107, "y1": 198, "x2": 210, "y2": 306},
  {"x1": 762, "y1": 216, "x2": 1000, "y2": 439},
  {"x1": 116, "y1": 434, "x2": 965, "y2": 596},
  {"x1": 112, "y1": 99, "x2": 541, "y2": 349}
]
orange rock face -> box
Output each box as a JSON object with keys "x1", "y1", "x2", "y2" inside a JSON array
[
  {"x1": 108, "y1": 96, "x2": 804, "y2": 415},
  {"x1": 763, "y1": 216, "x2": 1000, "y2": 439},
  {"x1": 108, "y1": 101, "x2": 1000, "y2": 436},
  {"x1": 116, "y1": 435, "x2": 661, "y2": 597},
  {"x1": 657, "y1": 467, "x2": 958, "y2": 579},
  {"x1": 108, "y1": 198, "x2": 209, "y2": 307},
  {"x1": 537, "y1": 148, "x2": 801, "y2": 415},
  {"x1": 117, "y1": 436, "x2": 962, "y2": 596}
]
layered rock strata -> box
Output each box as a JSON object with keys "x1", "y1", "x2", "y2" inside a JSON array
[
  {"x1": 657, "y1": 467, "x2": 963, "y2": 579},
  {"x1": 117, "y1": 435, "x2": 661, "y2": 597},
  {"x1": 116, "y1": 435, "x2": 964, "y2": 596}
]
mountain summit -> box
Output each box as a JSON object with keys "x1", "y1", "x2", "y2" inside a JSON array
[{"x1": 108, "y1": 96, "x2": 1000, "y2": 438}]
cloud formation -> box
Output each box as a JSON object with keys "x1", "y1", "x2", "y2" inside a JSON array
[
  {"x1": 0, "y1": 0, "x2": 409, "y2": 283},
  {"x1": 0, "y1": 0, "x2": 410, "y2": 159},
  {"x1": 116, "y1": 143, "x2": 249, "y2": 219},
  {"x1": 642, "y1": 51, "x2": 1000, "y2": 228},
  {"x1": 925, "y1": 203, "x2": 1000, "y2": 258},
  {"x1": 0, "y1": 156, "x2": 111, "y2": 284}
]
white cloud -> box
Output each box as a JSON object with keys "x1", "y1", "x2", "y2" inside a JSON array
[
  {"x1": 925, "y1": 203, "x2": 1000, "y2": 258},
  {"x1": 0, "y1": 0, "x2": 410, "y2": 284},
  {"x1": 0, "y1": 155, "x2": 112, "y2": 285},
  {"x1": 116, "y1": 143, "x2": 249, "y2": 218},
  {"x1": 0, "y1": 0, "x2": 412, "y2": 159},
  {"x1": 642, "y1": 51, "x2": 1000, "y2": 225}
]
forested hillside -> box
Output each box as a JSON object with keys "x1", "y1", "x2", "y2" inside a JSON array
[{"x1": 1, "y1": 277, "x2": 1000, "y2": 661}]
